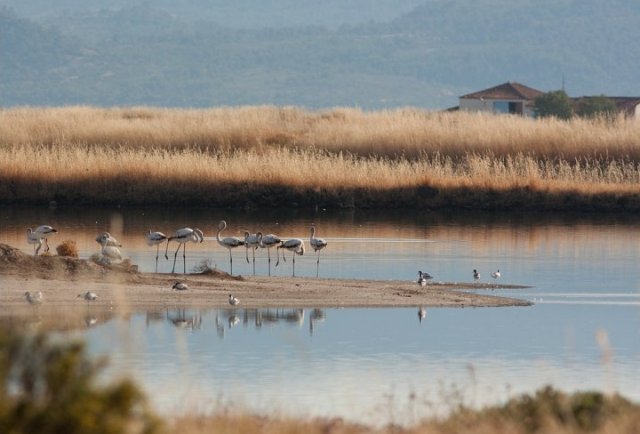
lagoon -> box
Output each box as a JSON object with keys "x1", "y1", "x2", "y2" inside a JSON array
[{"x1": 2, "y1": 206, "x2": 640, "y2": 425}]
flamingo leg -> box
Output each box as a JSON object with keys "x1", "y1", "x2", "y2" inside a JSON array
[
  {"x1": 267, "y1": 248, "x2": 271, "y2": 276},
  {"x1": 164, "y1": 240, "x2": 171, "y2": 260},
  {"x1": 252, "y1": 248, "x2": 256, "y2": 276},
  {"x1": 246, "y1": 247, "x2": 250, "y2": 264},
  {"x1": 183, "y1": 242, "x2": 187, "y2": 274},
  {"x1": 292, "y1": 251, "x2": 296, "y2": 277},
  {"x1": 171, "y1": 243, "x2": 181, "y2": 273},
  {"x1": 275, "y1": 248, "x2": 281, "y2": 267}
]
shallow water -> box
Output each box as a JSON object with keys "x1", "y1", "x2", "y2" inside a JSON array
[{"x1": 2, "y1": 206, "x2": 640, "y2": 425}]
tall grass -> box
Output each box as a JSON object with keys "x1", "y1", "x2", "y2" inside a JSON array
[{"x1": 2, "y1": 106, "x2": 640, "y2": 209}]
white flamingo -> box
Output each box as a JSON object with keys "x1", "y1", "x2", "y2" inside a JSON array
[
  {"x1": 228, "y1": 294, "x2": 240, "y2": 306},
  {"x1": 97, "y1": 233, "x2": 123, "y2": 263},
  {"x1": 491, "y1": 269, "x2": 501, "y2": 279},
  {"x1": 216, "y1": 220, "x2": 244, "y2": 275},
  {"x1": 244, "y1": 231, "x2": 263, "y2": 275},
  {"x1": 27, "y1": 225, "x2": 57, "y2": 255},
  {"x1": 24, "y1": 291, "x2": 43, "y2": 305},
  {"x1": 260, "y1": 233, "x2": 282, "y2": 276},
  {"x1": 164, "y1": 227, "x2": 204, "y2": 274},
  {"x1": 310, "y1": 224, "x2": 328, "y2": 277},
  {"x1": 276, "y1": 238, "x2": 305, "y2": 277},
  {"x1": 26, "y1": 228, "x2": 44, "y2": 255},
  {"x1": 145, "y1": 230, "x2": 168, "y2": 270}
]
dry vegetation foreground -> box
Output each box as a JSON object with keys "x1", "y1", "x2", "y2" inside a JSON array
[{"x1": 2, "y1": 106, "x2": 640, "y2": 210}]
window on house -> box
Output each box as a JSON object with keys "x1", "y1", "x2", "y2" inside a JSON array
[{"x1": 493, "y1": 101, "x2": 509, "y2": 113}]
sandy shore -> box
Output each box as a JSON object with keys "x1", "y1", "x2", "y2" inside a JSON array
[{"x1": 0, "y1": 243, "x2": 531, "y2": 329}]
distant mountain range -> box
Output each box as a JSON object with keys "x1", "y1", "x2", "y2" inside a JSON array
[{"x1": 1, "y1": 0, "x2": 639, "y2": 109}]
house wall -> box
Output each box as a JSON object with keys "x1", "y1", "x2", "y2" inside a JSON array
[{"x1": 459, "y1": 98, "x2": 536, "y2": 117}]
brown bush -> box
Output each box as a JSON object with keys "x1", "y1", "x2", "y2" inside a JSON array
[{"x1": 56, "y1": 240, "x2": 79, "y2": 257}]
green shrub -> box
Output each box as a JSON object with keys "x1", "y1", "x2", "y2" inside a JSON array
[{"x1": 0, "y1": 330, "x2": 163, "y2": 434}]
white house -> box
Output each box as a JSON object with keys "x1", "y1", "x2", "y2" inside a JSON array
[{"x1": 458, "y1": 81, "x2": 544, "y2": 117}]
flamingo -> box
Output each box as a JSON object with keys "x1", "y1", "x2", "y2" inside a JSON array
[
  {"x1": 97, "y1": 233, "x2": 123, "y2": 263},
  {"x1": 276, "y1": 238, "x2": 305, "y2": 277},
  {"x1": 24, "y1": 291, "x2": 43, "y2": 305},
  {"x1": 244, "y1": 231, "x2": 263, "y2": 275},
  {"x1": 473, "y1": 269, "x2": 480, "y2": 280},
  {"x1": 35, "y1": 225, "x2": 57, "y2": 253},
  {"x1": 417, "y1": 270, "x2": 432, "y2": 286},
  {"x1": 27, "y1": 225, "x2": 57, "y2": 255},
  {"x1": 172, "y1": 281, "x2": 188, "y2": 291},
  {"x1": 145, "y1": 230, "x2": 168, "y2": 271},
  {"x1": 309, "y1": 224, "x2": 328, "y2": 277},
  {"x1": 26, "y1": 228, "x2": 44, "y2": 255},
  {"x1": 491, "y1": 269, "x2": 501, "y2": 279},
  {"x1": 260, "y1": 233, "x2": 282, "y2": 276},
  {"x1": 216, "y1": 220, "x2": 244, "y2": 275},
  {"x1": 164, "y1": 227, "x2": 204, "y2": 274},
  {"x1": 95, "y1": 232, "x2": 121, "y2": 247},
  {"x1": 228, "y1": 294, "x2": 240, "y2": 306}
]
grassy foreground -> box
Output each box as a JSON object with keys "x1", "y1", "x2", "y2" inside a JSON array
[
  {"x1": 1, "y1": 106, "x2": 640, "y2": 210},
  {"x1": 2, "y1": 329, "x2": 639, "y2": 434}
]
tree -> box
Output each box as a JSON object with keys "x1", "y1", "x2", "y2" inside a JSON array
[
  {"x1": 575, "y1": 95, "x2": 618, "y2": 119},
  {"x1": 533, "y1": 90, "x2": 573, "y2": 120}
]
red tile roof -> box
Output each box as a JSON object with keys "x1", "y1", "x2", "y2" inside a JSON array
[{"x1": 461, "y1": 82, "x2": 544, "y2": 100}]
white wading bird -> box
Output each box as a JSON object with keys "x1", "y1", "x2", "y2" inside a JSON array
[
  {"x1": 228, "y1": 294, "x2": 240, "y2": 306},
  {"x1": 24, "y1": 291, "x2": 43, "y2": 305},
  {"x1": 145, "y1": 230, "x2": 168, "y2": 270},
  {"x1": 276, "y1": 238, "x2": 305, "y2": 277},
  {"x1": 309, "y1": 224, "x2": 328, "y2": 277},
  {"x1": 95, "y1": 232, "x2": 122, "y2": 247},
  {"x1": 164, "y1": 227, "x2": 204, "y2": 274},
  {"x1": 491, "y1": 269, "x2": 501, "y2": 279},
  {"x1": 97, "y1": 232, "x2": 123, "y2": 263},
  {"x1": 260, "y1": 233, "x2": 282, "y2": 276},
  {"x1": 216, "y1": 220, "x2": 244, "y2": 275},
  {"x1": 27, "y1": 225, "x2": 58, "y2": 255},
  {"x1": 244, "y1": 231, "x2": 263, "y2": 275}
]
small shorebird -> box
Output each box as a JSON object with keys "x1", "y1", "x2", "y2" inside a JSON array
[
  {"x1": 473, "y1": 269, "x2": 480, "y2": 280},
  {"x1": 228, "y1": 294, "x2": 239, "y2": 306},
  {"x1": 164, "y1": 227, "x2": 204, "y2": 274},
  {"x1": 24, "y1": 291, "x2": 43, "y2": 305},
  {"x1": 260, "y1": 233, "x2": 282, "y2": 276},
  {"x1": 309, "y1": 224, "x2": 328, "y2": 277},
  {"x1": 417, "y1": 270, "x2": 433, "y2": 286},
  {"x1": 491, "y1": 269, "x2": 501, "y2": 279},
  {"x1": 216, "y1": 221, "x2": 244, "y2": 275},
  {"x1": 78, "y1": 291, "x2": 98, "y2": 304},
  {"x1": 145, "y1": 230, "x2": 168, "y2": 271},
  {"x1": 172, "y1": 282, "x2": 188, "y2": 291},
  {"x1": 276, "y1": 238, "x2": 305, "y2": 277}
]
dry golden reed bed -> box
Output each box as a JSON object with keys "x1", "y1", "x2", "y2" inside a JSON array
[{"x1": 1, "y1": 106, "x2": 640, "y2": 210}]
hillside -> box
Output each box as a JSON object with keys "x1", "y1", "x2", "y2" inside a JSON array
[{"x1": 1, "y1": 0, "x2": 639, "y2": 109}]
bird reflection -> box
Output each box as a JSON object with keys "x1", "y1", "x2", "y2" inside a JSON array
[
  {"x1": 309, "y1": 308, "x2": 326, "y2": 335},
  {"x1": 167, "y1": 308, "x2": 202, "y2": 330},
  {"x1": 418, "y1": 306, "x2": 427, "y2": 323},
  {"x1": 84, "y1": 314, "x2": 98, "y2": 327}
]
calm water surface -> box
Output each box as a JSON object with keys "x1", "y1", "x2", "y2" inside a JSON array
[{"x1": 2, "y1": 206, "x2": 640, "y2": 425}]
